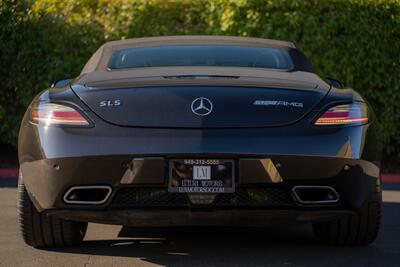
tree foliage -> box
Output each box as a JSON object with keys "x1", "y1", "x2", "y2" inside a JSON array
[{"x1": 0, "y1": 0, "x2": 399, "y2": 159}]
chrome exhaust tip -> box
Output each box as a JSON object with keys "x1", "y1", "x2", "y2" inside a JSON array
[
  {"x1": 63, "y1": 185, "x2": 112, "y2": 205},
  {"x1": 291, "y1": 186, "x2": 340, "y2": 205}
]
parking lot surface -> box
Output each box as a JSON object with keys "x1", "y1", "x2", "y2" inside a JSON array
[{"x1": 1, "y1": 185, "x2": 399, "y2": 267}]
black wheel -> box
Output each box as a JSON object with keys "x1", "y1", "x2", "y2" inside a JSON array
[
  {"x1": 313, "y1": 193, "x2": 381, "y2": 246},
  {"x1": 18, "y1": 178, "x2": 87, "y2": 248}
]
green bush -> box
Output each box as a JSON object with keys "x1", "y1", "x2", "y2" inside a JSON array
[{"x1": 1, "y1": 0, "x2": 399, "y2": 161}]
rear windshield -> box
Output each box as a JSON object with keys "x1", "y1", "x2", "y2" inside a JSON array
[{"x1": 108, "y1": 45, "x2": 294, "y2": 70}]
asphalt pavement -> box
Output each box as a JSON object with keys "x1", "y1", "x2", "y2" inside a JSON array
[{"x1": 0, "y1": 185, "x2": 399, "y2": 267}]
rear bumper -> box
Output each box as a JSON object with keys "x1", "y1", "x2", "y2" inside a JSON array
[{"x1": 20, "y1": 155, "x2": 380, "y2": 215}]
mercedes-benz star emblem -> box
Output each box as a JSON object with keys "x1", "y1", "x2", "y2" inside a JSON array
[{"x1": 191, "y1": 97, "x2": 213, "y2": 116}]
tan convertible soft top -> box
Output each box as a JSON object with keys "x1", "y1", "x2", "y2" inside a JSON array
[
  {"x1": 80, "y1": 36, "x2": 296, "y2": 74},
  {"x1": 75, "y1": 36, "x2": 328, "y2": 90}
]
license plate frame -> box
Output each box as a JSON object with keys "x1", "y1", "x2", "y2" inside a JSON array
[{"x1": 168, "y1": 159, "x2": 235, "y2": 193}]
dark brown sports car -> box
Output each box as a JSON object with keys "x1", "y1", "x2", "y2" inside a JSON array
[{"x1": 18, "y1": 36, "x2": 381, "y2": 248}]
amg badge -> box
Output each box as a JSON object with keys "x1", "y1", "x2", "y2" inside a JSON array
[{"x1": 253, "y1": 100, "x2": 304, "y2": 108}]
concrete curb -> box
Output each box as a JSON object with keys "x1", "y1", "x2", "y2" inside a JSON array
[{"x1": 1, "y1": 168, "x2": 399, "y2": 183}]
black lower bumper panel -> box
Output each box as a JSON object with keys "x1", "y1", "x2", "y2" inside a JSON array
[
  {"x1": 111, "y1": 187, "x2": 294, "y2": 208},
  {"x1": 46, "y1": 209, "x2": 356, "y2": 227}
]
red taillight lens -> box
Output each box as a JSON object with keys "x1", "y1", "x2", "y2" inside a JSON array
[
  {"x1": 31, "y1": 103, "x2": 89, "y2": 126},
  {"x1": 315, "y1": 103, "x2": 368, "y2": 126}
]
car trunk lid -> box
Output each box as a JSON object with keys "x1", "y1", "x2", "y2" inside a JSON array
[{"x1": 72, "y1": 68, "x2": 330, "y2": 128}]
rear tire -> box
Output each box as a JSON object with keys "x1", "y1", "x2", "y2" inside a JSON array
[
  {"x1": 312, "y1": 193, "x2": 381, "y2": 246},
  {"x1": 18, "y1": 179, "x2": 87, "y2": 248}
]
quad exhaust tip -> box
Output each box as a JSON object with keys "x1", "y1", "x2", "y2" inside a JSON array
[
  {"x1": 63, "y1": 185, "x2": 112, "y2": 205},
  {"x1": 291, "y1": 186, "x2": 340, "y2": 205}
]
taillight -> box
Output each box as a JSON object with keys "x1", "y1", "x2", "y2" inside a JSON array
[
  {"x1": 31, "y1": 103, "x2": 90, "y2": 126},
  {"x1": 315, "y1": 103, "x2": 368, "y2": 126}
]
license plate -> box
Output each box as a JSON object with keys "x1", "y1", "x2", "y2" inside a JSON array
[{"x1": 168, "y1": 159, "x2": 235, "y2": 193}]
